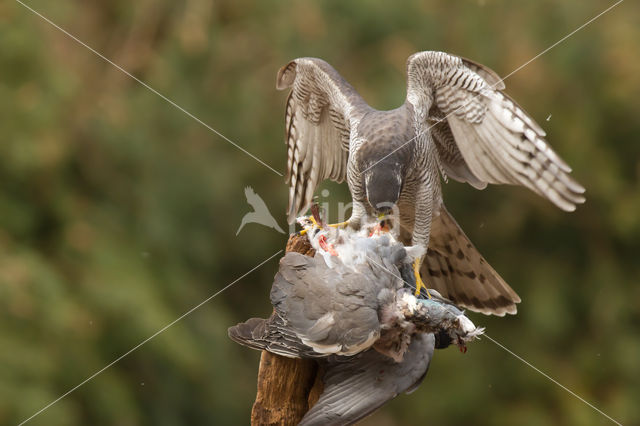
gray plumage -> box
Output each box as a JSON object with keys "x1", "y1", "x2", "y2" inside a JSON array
[
  {"x1": 299, "y1": 333, "x2": 435, "y2": 426},
  {"x1": 269, "y1": 233, "x2": 413, "y2": 357},
  {"x1": 277, "y1": 51, "x2": 585, "y2": 316},
  {"x1": 230, "y1": 316, "x2": 435, "y2": 426},
  {"x1": 271, "y1": 252, "x2": 387, "y2": 355},
  {"x1": 229, "y1": 226, "x2": 482, "y2": 425}
]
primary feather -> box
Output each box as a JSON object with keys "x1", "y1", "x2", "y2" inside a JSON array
[
  {"x1": 277, "y1": 51, "x2": 584, "y2": 315},
  {"x1": 229, "y1": 225, "x2": 483, "y2": 426}
]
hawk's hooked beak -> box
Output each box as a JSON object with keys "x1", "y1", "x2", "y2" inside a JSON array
[{"x1": 375, "y1": 203, "x2": 394, "y2": 215}]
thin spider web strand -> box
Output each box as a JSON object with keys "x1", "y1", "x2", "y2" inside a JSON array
[
  {"x1": 484, "y1": 334, "x2": 623, "y2": 426},
  {"x1": 364, "y1": 254, "x2": 622, "y2": 425},
  {"x1": 361, "y1": 0, "x2": 624, "y2": 175},
  {"x1": 499, "y1": 0, "x2": 624, "y2": 82},
  {"x1": 15, "y1": 0, "x2": 283, "y2": 177},
  {"x1": 15, "y1": 0, "x2": 626, "y2": 423},
  {"x1": 18, "y1": 250, "x2": 283, "y2": 425}
]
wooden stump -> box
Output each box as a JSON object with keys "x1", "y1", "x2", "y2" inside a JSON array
[{"x1": 250, "y1": 234, "x2": 323, "y2": 425}]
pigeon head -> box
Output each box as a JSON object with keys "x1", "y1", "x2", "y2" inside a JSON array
[{"x1": 364, "y1": 163, "x2": 403, "y2": 215}]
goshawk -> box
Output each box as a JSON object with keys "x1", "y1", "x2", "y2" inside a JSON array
[{"x1": 277, "y1": 51, "x2": 585, "y2": 315}]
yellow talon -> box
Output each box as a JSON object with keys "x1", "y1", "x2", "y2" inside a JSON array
[
  {"x1": 299, "y1": 217, "x2": 347, "y2": 235},
  {"x1": 328, "y1": 221, "x2": 349, "y2": 228},
  {"x1": 413, "y1": 258, "x2": 431, "y2": 298},
  {"x1": 298, "y1": 216, "x2": 316, "y2": 236}
]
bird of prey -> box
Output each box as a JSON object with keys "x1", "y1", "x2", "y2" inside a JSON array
[
  {"x1": 236, "y1": 186, "x2": 285, "y2": 235},
  {"x1": 277, "y1": 51, "x2": 585, "y2": 315},
  {"x1": 229, "y1": 222, "x2": 482, "y2": 425}
]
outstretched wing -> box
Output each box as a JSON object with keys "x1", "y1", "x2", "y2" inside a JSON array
[
  {"x1": 429, "y1": 112, "x2": 488, "y2": 190},
  {"x1": 406, "y1": 51, "x2": 585, "y2": 211},
  {"x1": 299, "y1": 333, "x2": 434, "y2": 426},
  {"x1": 277, "y1": 58, "x2": 372, "y2": 223}
]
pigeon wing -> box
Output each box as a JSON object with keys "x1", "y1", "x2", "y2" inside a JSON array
[
  {"x1": 299, "y1": 333, "x2": 435, "y2": 426},
  {"x1": 271, "y1": 252, "x2": 383, "y2": 355},
  {"x1": 228, "y1": 314, "x2": 327, "y2": 359}
]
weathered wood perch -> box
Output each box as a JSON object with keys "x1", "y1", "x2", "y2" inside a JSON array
[{"x1": 250, "y1": 234, "x2": 324, "y2": 425}]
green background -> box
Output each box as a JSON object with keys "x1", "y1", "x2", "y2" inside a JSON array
[{"x1": 1, "y1": 0, "x2": 638, "y2": 425}]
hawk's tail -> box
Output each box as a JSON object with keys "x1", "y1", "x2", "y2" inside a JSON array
[{"x1": 422, "y1": 205, "x2": 521, "y2": 316}]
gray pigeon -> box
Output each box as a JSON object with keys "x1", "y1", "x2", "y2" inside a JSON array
[
  {"x1": 229, "y1": 224, "x2": 482, "y2": 425},
  {"x1": 277, "y1": 51, "x2": 585, "y2": 315}
]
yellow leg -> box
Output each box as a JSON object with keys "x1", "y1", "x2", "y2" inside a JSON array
[
  {"x1": 298, "y1": 216, "x2": 318, "y2": 235},
  {"x1": 327, "y1": 221, "x2": 349, "y2": 228},
  {"x1": 299, "y1": 216, "x2": 346, "y2": 235},
  {"x1": 413, "y1": 258, "x2": 431, "y2": 298}
]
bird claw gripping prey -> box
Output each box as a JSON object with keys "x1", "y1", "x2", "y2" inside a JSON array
[
  {"x1": 278, "y1": 51, "x2": 585, "y2": 317},
  {"x1": 229, "y1": 222, "x2": 483, "y2": 425},
  {"x1": 301, "y1": 214, "x2": 432, "y2": 298},
  {"x1": 412, "y1": 257, "x2": 431, "y2": 298},
  {"x1": 298, "y1": 214, "x2": 349, "y2": 236}
]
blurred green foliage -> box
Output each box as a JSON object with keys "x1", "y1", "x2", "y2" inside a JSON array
[{"x1": 1, "y1": 0, "x2": 639, "y2": 425}]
